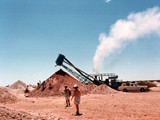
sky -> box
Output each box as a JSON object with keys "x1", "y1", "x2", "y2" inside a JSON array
[{"x1": 0, "y1": 0, "x2": 160, "y2": 86}]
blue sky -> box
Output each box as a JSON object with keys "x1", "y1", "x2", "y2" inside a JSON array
[{"x1": 0, "y1": 0, "x2": 160, "y2": 86}]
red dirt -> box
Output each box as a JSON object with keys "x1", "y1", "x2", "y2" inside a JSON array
[
  {"x1": 0, "y1": 87, "x2": 17, "y2": 104},
  {"x1": 9, "y1": 80, "x2": 27, "y2": 90},
  {"x1": 2, "y1": 70, "x2": 160, "y2": 119},
  {"x1": 2, "y1": 92, "x2": 160, "y2": 120},
  {"x1": 0, "y1": 106, "x2": 47, "y2": 120},
  {"x1": 90, "y1": 84, "x2": 118, "y2": 94},
  {"x1": 29, "y1": 69, "x2": 96, "y2": 97}
]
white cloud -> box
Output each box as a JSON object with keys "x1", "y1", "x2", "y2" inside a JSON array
[{"x1": 105, "y1": 0, "x2": 112, "y2": 3}]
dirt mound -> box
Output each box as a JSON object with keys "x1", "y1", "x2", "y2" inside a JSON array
[
  {"x1": 29, "y1": 69, "x2": 96, "y2": 97},
  {"x1": 0, "y1": 87, "x2": 18, "y2": 104},
  {"x1": 0, "y1": 106, "x2": 46, "y2": 120},
  {"x1": 9, "y1": 80, "x2": 27, "y2": 90},
  {"x1": 137, "y1": 81, "x2": 157, "y2": 87},
  {"x1": 149, "y1": 87, "x2": 160, "y2": 92},
  {"x1": 152, "y1": 81, "x2": 160, "y2": 87},
  {"x1": 90, "y1": 84, "x2": 118, "y2": 94}
]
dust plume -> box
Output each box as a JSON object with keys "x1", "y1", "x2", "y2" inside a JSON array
[{"x1": 93, "y1": 6, "x2": 160, "y2": 72}]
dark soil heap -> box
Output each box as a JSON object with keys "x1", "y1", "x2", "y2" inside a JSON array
[{"x1": 29, "y1": 69, "x2": 96, "y2": 97}]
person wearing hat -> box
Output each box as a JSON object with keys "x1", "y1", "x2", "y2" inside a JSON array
[{"x1": 71, "y1": 84, "x2": 81, "y2": 116}]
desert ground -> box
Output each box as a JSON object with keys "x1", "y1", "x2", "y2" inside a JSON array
[
  {"x1": 1, "y1": 70, "x2": 160, "y2": 120},
  {"x1": 1, "y1": 89, "x2": 160, "y2": 120}
]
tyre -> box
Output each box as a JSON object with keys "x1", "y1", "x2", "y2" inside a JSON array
[
  {"x1": 140, "y1": 88, "x2": 145, "y2": 92},
  {"x1": 123, "y1": 89, "x2": 128, "y2": 92}
]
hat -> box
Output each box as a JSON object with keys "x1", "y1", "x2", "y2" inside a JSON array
[{"x1": 73, "y1": 84, "x2": 78, "y2": 88}]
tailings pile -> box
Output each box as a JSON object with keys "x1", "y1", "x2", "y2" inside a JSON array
[
  {"x1": 0, "y1": 87, "x2": 18, "y2": 104},
  {"x1": 9, "y1": 80, "x2": 27, "y2": 90},
  {"x1": 0, "y1": 106, "x2": 46, "y2": 120},
  {"x1": 29, "y1": 69, "x2": 96, "y2": 97},
  {"x1": 90, "y1": 84, "x2": 118, "y2": 94}
]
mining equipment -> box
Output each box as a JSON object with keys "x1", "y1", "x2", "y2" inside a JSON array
[{"x1": 55, "y1": 54, "x2": 122, "y2": 89}]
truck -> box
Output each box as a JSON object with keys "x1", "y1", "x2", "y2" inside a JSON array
[{"x1": 118, "y1": 82, "x2": 148, "y2": 92}]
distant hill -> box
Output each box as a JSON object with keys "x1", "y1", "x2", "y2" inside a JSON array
[{"x1": 9, "y1": 80, "x2": 27, "y2": 90}]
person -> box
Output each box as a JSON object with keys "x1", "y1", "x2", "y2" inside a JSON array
[
  {"x1": 71, "y1": 84, "x2": 81, "y2": 116},
  {"x1": 41, "y1": 81, "x2": 46, "y2": 91},
  {"x1": 24, "y1": 85, "x2": 30, "y2": 97},
  {"x1": 49, "y1": 83, "x2": 53, "y2": 89},
  {"x1": 64, "y1": 85, "x2": 71, "y2": 107},
  {"x1": 37, "y1": 80, "x2": 41, "y2": 89}
]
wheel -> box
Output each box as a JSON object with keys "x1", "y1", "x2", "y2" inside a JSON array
[
  {"x1": 123, "y1": 89, "x2": 128, "y2": 92},
  {"x1": 140, "y1": 88, "x2": 145, "y2": 92}
]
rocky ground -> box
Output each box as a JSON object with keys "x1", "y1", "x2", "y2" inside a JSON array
[
  {"x1": 1, "y1": 70, "x2": 160, "y2": 120},
  {"x1": 1, "y1": 86, "x2": 160, "y2": 120}
]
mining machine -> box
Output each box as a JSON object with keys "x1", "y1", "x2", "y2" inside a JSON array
[{"x1": 55, "y1": 54, "x2": 121, "y2": 89}]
